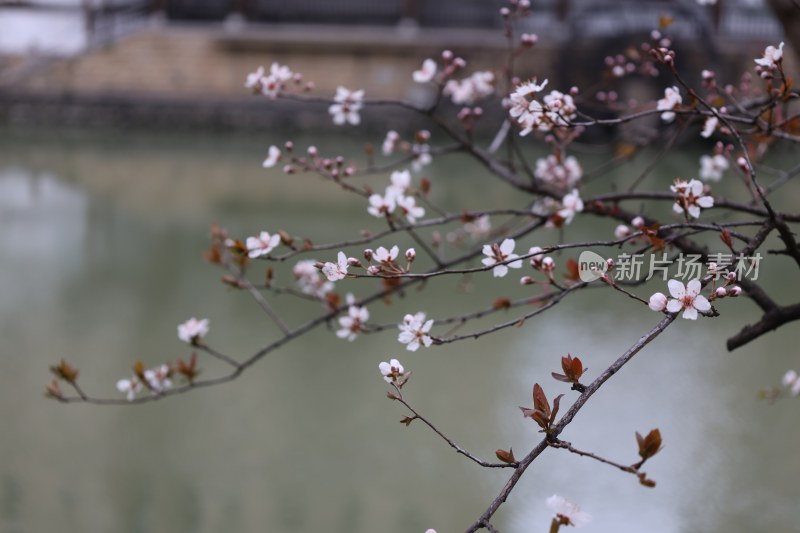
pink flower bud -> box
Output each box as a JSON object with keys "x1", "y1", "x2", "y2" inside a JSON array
[
  {"x1": 307, "y1": 146, "x2": 318, "y2": 156},
  {"x1": 631, "y1": 216, "x2": 645, "y2": 229},
  {"x1": 716, "y1": 287, "x2": 728, "y2": 298},
  {"x1": 405, "y1": 248, "x2": 416, "y2": 262},
  {"x1": 540, "y1": 256, "x2": 555, "y2": 271},
  {"x1": 728, "y1": 286, "x2": 742, "y2": 297},
  {"x1": 367, "y1": 265, "x2": 381, "y2": 275},
  {"x1": 614, "y1": 225, "x2": 631, "y2": 240},
  {"x1": 726, "y1": 272, "x2": 737, "y2": 282},
  {"x1": 520, "y1": 276, "x2": 535, "y2": 285},
  {"x1": 648, "y1": 292, "x2": 668, "y2": 312},
  {"x1": 364, "y1": 249, "x2": 374, "y2": 261},
  {"x1": 347, "y1": 257, "x2": 361, "y2": 267}
]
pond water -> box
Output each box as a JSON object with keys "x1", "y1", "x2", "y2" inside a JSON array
[{"x1": 0, "y1": 127, "x2": 798, "y2": 533}]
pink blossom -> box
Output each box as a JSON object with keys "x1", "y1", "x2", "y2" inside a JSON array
[
  {"x1": 337, "y1": 301, "x2": 369, "y2": 341},
  {"x1": 367, "y1": 192, "x2": 396, "y2": 218},
  {"x1": 396, "y1": 195, "x2": 425, "y2": 223},
  {"x1": 546, "y1": 494, "x2": 591, "y2": 528},
  {"x1": 322, "y1": 251, "x2": 350, "y2": 281},
  {"x1": 699, "y1": 154, "x2": 729, "y2": 182},
  {"x1": 329, "y1": 86, "x2": 364, "y2": 126},
  {"x1": 246, "y1": 231, "x2": 281, "y2": 258},
  {"x1": 557, "y1": 189, "x2": 584, "y2": 224},
  {"x1": 374, "y1": 245, "x2": 400, "y2": 264},
  {"x1": 398, "y1": 312, "x2": 434, "y2": 351},
  {"x1": 178, "y1": 317, "x2": 209, "y2": 343}
]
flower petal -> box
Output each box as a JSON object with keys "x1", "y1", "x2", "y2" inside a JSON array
[
  {"x1": 693, "y1": 294, "x2": 711, "y2": 312},
  {"x1": 667, "y1": 279, "x2": 685, "y2": 299}
]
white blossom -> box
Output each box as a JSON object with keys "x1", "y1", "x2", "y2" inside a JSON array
[
  {"x1": 701, "y1": 116, "x2": 718, "y2": 138},
  {"x1": 379, "y1": 358, "x2": 405, "y2": 383},
  {"x1": 374, "y1": 245, "x2": 400, "y2": 264},
  {"x1": 322, "y1": 251, "x2": 350, "y2": 281},
  {"x1": 262, "y1": 145, "x2": 281, "y2": 168},
  {"x1": 754, "y1": 42, "x2": 784, "y2": 69},
  {"x1": 782, "y1": 370, "x2": 800, "y2": 397},
  {"x1": 657, "y1": 86, "x2": 682, "y2": 122},
  {"x1": 546, "y1": 494, "x2": 591, "y2": 528},
  {"x1": 699, "y1": 154, "x2": 729, "y2": 182},
  {"x1": 144, "y1": 364, "x2": 172, "y2": 393},
  {"x1": 665, "y1": 279, "x2": 712, "y2": 320},
  {"x1": 412, "y1": 58, "x2": 437, "y2": 83},
  {"x1": 443, "y1": 71, "x2": 495, "y2": 105},
  {"x1": 337, "y1": 302, "x2": 369, "y2": 341},
  {"x1": 557, "y1": 189, "x2": 584, "y2": 224},
  {"x1": 367, "y1": 192, "x2": 396, "y2": 218},
  {"x1": 382, "y1": 130, "x2": 399, "y2": 156},
  {"x1": 329, "y1": 86, "x2": 364, "y2": 126},
  {"x1": 481, "y1": 238, "x2": 523, "y2": 277},
  {"x1": 398, "y1": 312, "x2": 434, "y2": 351},
  {"x1": 293, "y1": 260, "x2": 333, "y2": 297},
  {"x1": 464, "y1": 215, "x2": 491, "y2": 240},
  {"x1": 244, "y1": 66, "x2": 265, "y2": 89},
  {"x1": 178, "y1": 317, "x2": 209, "y2": 343},
  {"x1": 671, "y1": 179, "x2": 714, "y2": 218},
  {"x1": 387, "y1": 169, "x2": 412, "y2": 197},
  {"x1": 246, "y1": 231, "x2": 281, "y2": 258},
  {"x1": 397, "y1": 195, "x2": 425, "y2": 223},
  {"x1": 535, "y1": 154, "x2": 582, "y2": 189},
  {"x1": 116, "y1": 377, "x2": 143, "y2": 402}
]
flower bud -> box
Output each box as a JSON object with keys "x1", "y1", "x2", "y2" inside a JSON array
[
  {"x1": 716, "y1": 287, "x2": 728, "y2": 298},
  {"x1": 347, "y1": 257, "x2": 361, "y2": 267},
  {"x1": 728, "y1": 286, "x2": 742, "y2": 297},
  {"x1": 520, "y1": 276, "x2": 535, "y2": 285},
  {"x1": 648, "y1": 292, "x2": 668, "y2": 312},
  {"x1": 363, "y1": 249, "x2": 374, "y2": 261},
  {"x1": 367, "y1": 265, "x2": 381, "y2": 275},
  {"x1": 614, "y1": 224, "x2": 631, "y2": 240},
  {"x1": 405, "y1": 248, "x2": 416, "y2": 262}
]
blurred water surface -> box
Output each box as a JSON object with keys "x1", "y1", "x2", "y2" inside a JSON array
[{"x1": 0, "y1": 128, "x2": 798, "y2": 533}]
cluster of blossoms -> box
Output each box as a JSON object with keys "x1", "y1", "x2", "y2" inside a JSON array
[
  {"x1": 699, "y1": 152, "x2": 729, "y2": 182},
  {"x1": 336, "y1": 294, "x2": 369, "y2": 341},
  {"x1": 381, "y1": 130, "x2": 433, "y2": 173},
  {"x1": 546, "y1": 494, "x2": 592, "y2": 528},
  {"x1": 293, "y1": 259, "x2": 333, "y2": 298},
  {"x1": 782, "y1": 370, "x2": 800, "y2": 398},
  {"x1": 508, "y1": 79, "x2": 578, "y2": 134},
  {"x1": 398, "y1": 312, "x2": 434, "y2": 351},
  {"x1": 530, "y1": 190, "x2": 584, "y2": 228},
  {"x1": 520, "y1": 245, "x2": 555, "y2": 285},
  {"x1": 116, "y1": 363, "x2": 174, "y2": 401},
  {"x1": 246, "y1": 230, "x2": 281, "y2": 259},
  {"x1": 671, "y1": 179, "x2": 714, "y2": 219},
  {"x1": 329, "y1": 86, "x2": 365, "y2": 126},
  {"x1": 364, "y1": 245, "x2": 415, "y2": 275},
  {"x1": 649, "y1": 279, "x2": 711, "y2": 320},
  {"x1": 534, "y1": 154, "x2": 583, "y2": 190},
  {"x1": 614, "y1": 215, "x2": 646, "y2": 241},
  {"x1": 656, "y1": 86, "x2": 682, "y2": 122},
  {"x1": 367, "y1": 169, "x2": 426, "y2": 224},
  {"x1": 244, "y1": 62, "x2": 297, "y2": 99},
  {"x1": 443, "y1": 70, "x2": 495, "y2": 105}
]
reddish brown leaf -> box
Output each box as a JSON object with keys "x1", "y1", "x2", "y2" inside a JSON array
[
  {"x1": 50, "y1": 359, "x2": 79, "y2": 383},
  {"x1": 533, "y1": 383, "x2": 550, "y2": 420},
  {"x1": 493, "y1": 297, "x2": 512, "y2": 310},
  {"x1": 636, "y1": 428, "x2": 663, "y2": 460},
  {"x1": 495, "y1": 448, "x2": 517, "y2": 464},
  {"x1": 565, "y1": 258, "x2": 580, "y2": 282}
]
